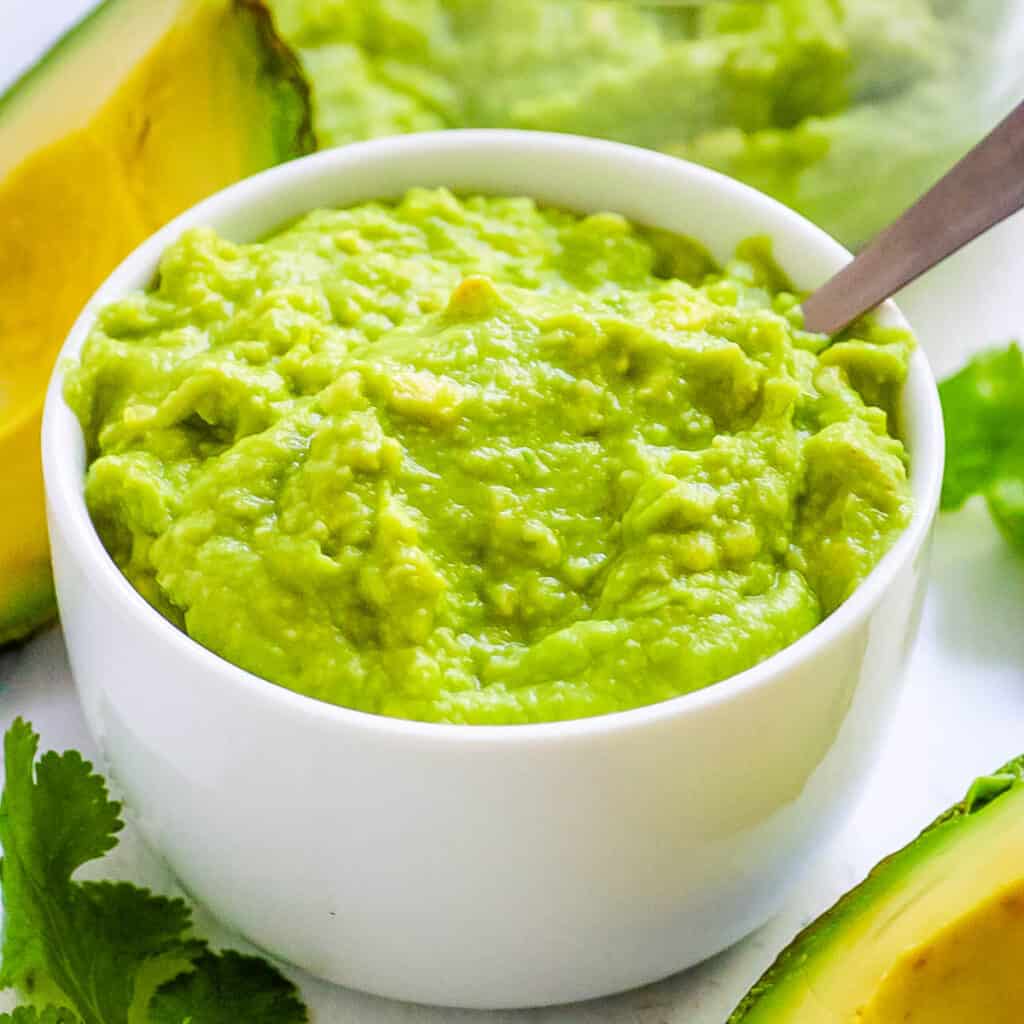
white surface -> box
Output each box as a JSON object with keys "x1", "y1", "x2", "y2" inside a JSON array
[
  {"x1": 41, "y1": 132, "x2": 942, "y2": 1008},
  {"x1": 3, "y1": 6, "x2": 1024, "y2": 1022}
]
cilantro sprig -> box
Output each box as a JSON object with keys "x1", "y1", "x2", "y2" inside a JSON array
[
  {"x1": 0, "y1": 720, "x2": 308, "y2": 1024},
  {"x1": 939, "y1": 342, "x2": 1024, "y2": 551}
]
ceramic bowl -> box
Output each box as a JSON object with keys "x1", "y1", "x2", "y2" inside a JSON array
[{"x1": 42, "y1": 131, "x2": 944, "y2": 1009}]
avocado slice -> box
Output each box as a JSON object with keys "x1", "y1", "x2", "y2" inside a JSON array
[
  {"x1": 731, "y1": 757, "x2": 1024, "y2": 1022},
  {"x1": 0, "y1": 0, "x2": 314, "y2": 645}
]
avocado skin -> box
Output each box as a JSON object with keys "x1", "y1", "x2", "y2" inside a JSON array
[
  {"x1": 728, "y1": 755, "x2": 1024, "y2": 1021},
  {"x1": 0, "y1": 567, "x2": 55, "y2": 650},
  {"x1": 234, "y1": 0, "x2": 318, "y2": 162}
]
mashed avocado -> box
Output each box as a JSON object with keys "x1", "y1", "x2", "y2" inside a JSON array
[
  {"x1": 267, "y1": 0, "x2": 1017, "y2": 247},
  {"x1": 67, "y1": 189, "x2": 912, "y2": 724}
]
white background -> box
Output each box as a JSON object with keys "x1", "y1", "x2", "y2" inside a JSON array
[{"x1": 2, "y1": 4, "x2": 1023, "y2": 1021}]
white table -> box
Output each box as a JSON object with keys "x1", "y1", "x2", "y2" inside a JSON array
[{"x1": 3, "y1": 7, "x2": 1023, "y2": 1020}]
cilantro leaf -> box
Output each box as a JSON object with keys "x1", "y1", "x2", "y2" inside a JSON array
[
  {"x1": 0, "y1": 720, "x2": 122, "y2": 888},
  {"x1": 939, "y1": 342, "x2": 1024, "y2": 550},
  {"x1": 54, "y1": 883, "x2": 205, "y2": 1024},
  {"x1": 149, "y1": 952, "x2": 307, "y2": 1024},
  {"x1": 0, "y1": 721, "x2": 308, "y2": 1024},
  {"x1": 0, "y1": 720, "x2": 197, "y2": 1023},
  {"x1": 32, "y1": 747, "x2": 123, "y2": 879}
]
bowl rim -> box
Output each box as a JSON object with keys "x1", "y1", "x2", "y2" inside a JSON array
[{"x1": 42, "y1": 129, "x2": 945, "y2": 746}]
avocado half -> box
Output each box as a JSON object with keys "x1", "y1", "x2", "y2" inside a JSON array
[
  {"x1": 731, "y1": 756, "x2": 1024, "y2": 1022},
  {"x1": 0, "y1": 0, "x2": 314, "y2": 645}
]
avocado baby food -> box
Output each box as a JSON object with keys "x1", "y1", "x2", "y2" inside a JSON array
[{"x1": 66, "y1": 189, "x2": 912, "y2": 724}]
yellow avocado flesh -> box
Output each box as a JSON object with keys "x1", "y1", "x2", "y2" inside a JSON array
[
  {"x1": 0, "y1": 0, "x2": 312, "y2": 643},
  {"x1": 732, "y1": 781, "x2": 1024, "y2": 1023},
  {"x1": 859, "y1": 878, "x2": 1024, "y2": 1023}
]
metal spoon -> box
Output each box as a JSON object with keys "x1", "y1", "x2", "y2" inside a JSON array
[{"x1": 802, "y1": 99, "x2": 1024, "y2": 336}]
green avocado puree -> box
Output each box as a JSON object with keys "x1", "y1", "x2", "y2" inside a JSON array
[
  {"x1": 268, "y1": 0, "x2": 1012, "y2": 246},
  {"x1": 67, "y1": 189, "x2": 912, "y2": 724}
]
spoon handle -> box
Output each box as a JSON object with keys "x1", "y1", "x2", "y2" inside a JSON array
[{"x1": 802, "y1": 99, "x2": 1024, "y2": 336}]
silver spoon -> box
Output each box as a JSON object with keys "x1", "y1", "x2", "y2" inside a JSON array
[{"x1": 802, "y1": 98, "x2": 1024, "y2": 336}]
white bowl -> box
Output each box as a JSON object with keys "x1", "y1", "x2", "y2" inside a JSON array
[{"x1": 42, "y1": 131, "x2": 944, "y2": 1009}]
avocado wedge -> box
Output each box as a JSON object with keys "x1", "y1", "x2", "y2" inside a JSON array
[
  {"x1": 0, "y1": 0, "x2": 314, "y2": 645},
  {"x1": 731, "y1": 757, "x2": 1024, "y2": 1022}
]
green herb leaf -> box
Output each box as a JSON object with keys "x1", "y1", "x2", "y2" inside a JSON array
[
  {"x1": 149, "y1": 952, "x2": 307, "y2": 1024},
  {"x1": 939, "y1": 342, "x2": 1024, "y2": 549},
  {"x1": 0, "y1": 719, "x2": 198, "y2": 1024},
  {"x1": 0, "y1": 721, "x2": 308, "y2": 1024}
]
